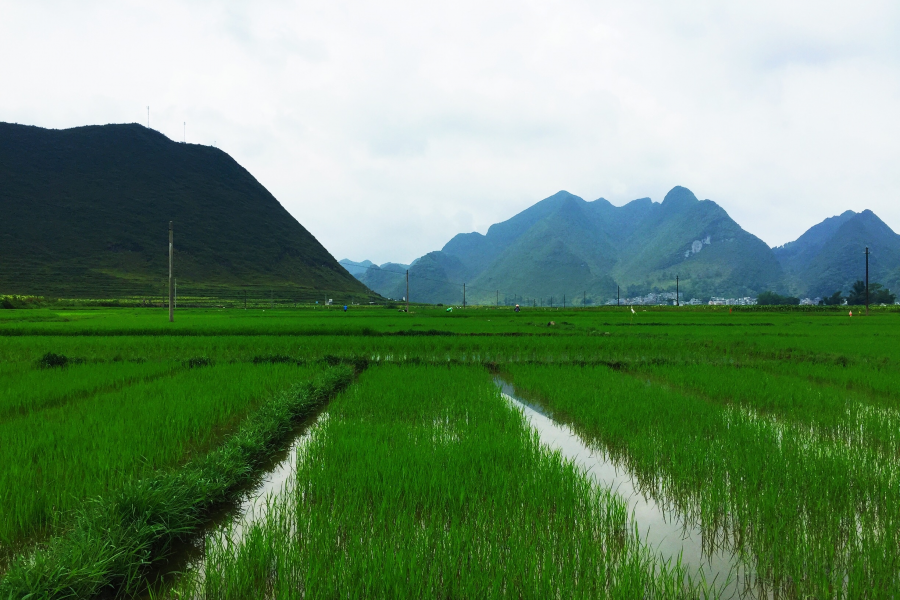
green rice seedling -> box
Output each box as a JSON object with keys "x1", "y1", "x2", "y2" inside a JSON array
[
  {"x1": 0, "y1": 360, "x2": 181, "y2": 421},
  {"x1": 177, "y1": 365, "x2": 718, "y2": 599},
  {"x1": 504, "y1": 364, "x2": 900, "y2": 598},
  {"x1": 0, "y1": 366, "x2": 354, "y2": 599},
  {"x1": 0, "y1": 362, "x2": 323, "y2": 548},
  {"x1": 634, "y1": 363, "x2": 900, "y2": 456}
]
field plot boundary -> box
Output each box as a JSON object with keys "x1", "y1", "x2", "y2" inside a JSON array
[{"x1": 0, "y1": 364, "x2": 357, "y2": 599}]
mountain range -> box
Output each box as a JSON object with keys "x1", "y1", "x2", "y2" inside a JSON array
[
  {"x1": 0, "y1": 122, "x2": 370, "y2": 300},
  {"x1": 343, "y1": 188, "x2": 900, "y2": 304},
  {"x1": 3, "y1": 121, "x2": 895, "y2": 305}
]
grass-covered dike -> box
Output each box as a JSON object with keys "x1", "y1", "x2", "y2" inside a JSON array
[{"x1": 0, "y1": 364, "x2": 355, "y2": 599}]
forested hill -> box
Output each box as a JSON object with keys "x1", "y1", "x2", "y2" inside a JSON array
[{"x1": 0, "y1": 122, "x2": 370, "y2": 298}]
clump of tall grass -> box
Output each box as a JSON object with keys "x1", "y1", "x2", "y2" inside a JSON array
[
  {"x1": 0, "y1": 366, "x2": 353, "y2": 599},
  {"x1": 252, "y1": 354, "x2": 296, "y2": 364},
  {"x1": 183, "y1": 356, "x2": 212, "y2": 368},
  {"x1": 37, "y1": 352, "x2": 71, "y2": 368}
]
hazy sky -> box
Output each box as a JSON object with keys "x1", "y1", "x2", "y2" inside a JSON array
[{"x1": 3, "y1": 1, "x2": 899, "y2": 264}]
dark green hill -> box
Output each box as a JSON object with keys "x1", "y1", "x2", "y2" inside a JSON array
[
  {"x1": 0, "y1": 122, "x2": 371, "y2": 299},
  {"x1": 349, "y1": 186, "x2": 785, "y2": 305},
  {"x1": 774, "y1": 210, "x2": 900, "y2": 297}
]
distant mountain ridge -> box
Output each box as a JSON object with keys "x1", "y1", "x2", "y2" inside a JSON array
[
  {"x1": 348, "y1": 186, "x2": 796, "y2": 304},
  {"x1": 348, "y1": 188, "x2": 899, "y2": 305},
  {"x1": 773, "y1": 210, "x2": 900, "y2": 298},
  {"x1": 0, "y1": 122, "x2": 371, "y2": 299}
]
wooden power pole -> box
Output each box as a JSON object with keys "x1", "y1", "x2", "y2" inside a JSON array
[
  {"x1": 406, "y1": 270, "x2": 410, "y2": 314},
  {"x1": 676, "y1": 276, "x2": 679, "y2": 307},
  {"x1": 168, "y1": 221, "x2": 174, "y2": 322},
  {"x1": 865, "y1": 246, "x2": 870, "y2": 316},
  {"x1": 463, "y1": 283, "x2": 466, "y2": 308}
]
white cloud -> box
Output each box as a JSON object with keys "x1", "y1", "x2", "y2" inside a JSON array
[{"x1": 2, "y1": 1, "x2": 899, "y2": 263}]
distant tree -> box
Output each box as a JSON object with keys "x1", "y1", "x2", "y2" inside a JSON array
[
  {"x1": 871, "y1": 284, "x2": 897, "y2": 304},
  {"x1": 820, "y1": 291, "x2": 844, "y2": 306},
  {"x1": 846, "y1": 280, "x2": 896, "y2": 305},
  {"x1": 846, "y1": 280, "x2": 867, "y2": 305},
  {"x1": 757, "y1": 291, "x2": 800, "y2": 305}
]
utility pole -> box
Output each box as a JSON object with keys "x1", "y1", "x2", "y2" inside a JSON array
[
  {"x1": 497, "y1": 290, "x2": 499, "y2": 306},
  {"x1": 406, "y1": 270, "x2": 410, "y2": 314},
  {"x1": 147, "y1": 106, "x2": 150, "y2": 128},
  {"x1": 676, "y1": 276, "x2": 679, "y2": 307},
  {"x1": 617, "y1": 285, "x2": 620, "y2": 306},
  {"x1": 463, "y1": 283, "x2": 466, "y2": 308},
  {"x1": 563, "y1": 295, "x2": 566, "y2": 309},
  {"x1": 168, "y1": 221, "x2": 174, "y2": 322},
  {"x1": 865, "y1": 246, "x2": 870, "y2": 316}
]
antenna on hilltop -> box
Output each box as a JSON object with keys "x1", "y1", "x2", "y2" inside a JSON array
[{"x1": 147, "y1": 106, "x2": 150, "y2": 128}]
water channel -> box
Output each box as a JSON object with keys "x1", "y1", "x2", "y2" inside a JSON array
[{"x1": 495, "y1": 377, "x2": 764, "y2": 599}]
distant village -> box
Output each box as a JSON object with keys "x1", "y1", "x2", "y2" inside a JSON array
[{"x1": 604, "y1": 292, "x2": 837, "y2": 307}]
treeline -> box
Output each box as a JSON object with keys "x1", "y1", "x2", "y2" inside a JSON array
[{"x1": 757, "y1": 280, "x2": 896, "y2": 306}]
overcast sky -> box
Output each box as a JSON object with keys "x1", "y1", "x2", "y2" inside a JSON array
[{"x1": 3, "y1": 1, "x2": 899, "y2": 264}]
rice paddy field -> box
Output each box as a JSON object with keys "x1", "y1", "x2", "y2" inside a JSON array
[{"x1": 0, "y1": 304, "x2": 897, "y2": 598}]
